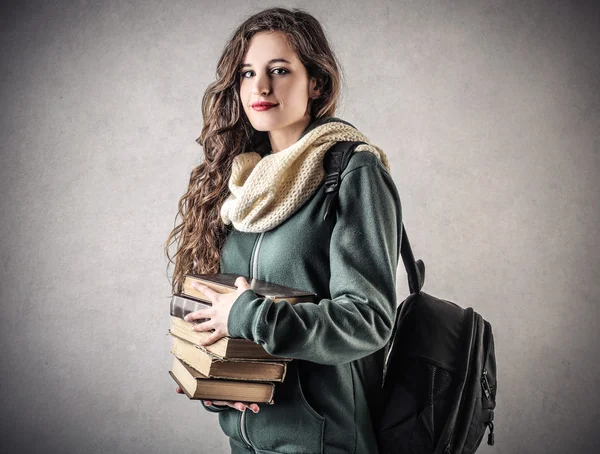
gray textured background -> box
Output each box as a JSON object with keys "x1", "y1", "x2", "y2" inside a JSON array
[{"x1": 1, "y1": 1, "x2": 598, "y2": 453}]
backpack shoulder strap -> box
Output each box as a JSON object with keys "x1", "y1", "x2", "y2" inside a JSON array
[
  {"x1": 322, "y1": 139, "x2": 425, "y2": 294},
  {"x1": 322, "y1": 140, "x2": 366, "y2": 221}
]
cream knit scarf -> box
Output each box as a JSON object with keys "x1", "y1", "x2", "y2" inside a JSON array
[{"x1": 220, "y1": 120, "x2": 390, "y2": 233}]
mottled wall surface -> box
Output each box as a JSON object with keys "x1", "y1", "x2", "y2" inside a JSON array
[{"x1": 0, "y1": 1, "x2": 598, "y2": 453}]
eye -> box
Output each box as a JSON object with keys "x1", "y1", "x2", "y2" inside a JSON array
[{"x1": 240, "y1": 68, "x2": 289, "y2": 79}]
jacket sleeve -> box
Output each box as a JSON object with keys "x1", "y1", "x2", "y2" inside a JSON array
[{"x1": 227, "y1": 156, "x2": 402, "y2": 365}]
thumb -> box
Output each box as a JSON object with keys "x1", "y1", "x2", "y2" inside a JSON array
[{"x1": 235, "y1": 276, "x2": 251, "y2": 290}]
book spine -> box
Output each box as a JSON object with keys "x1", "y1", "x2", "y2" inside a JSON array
[{"x1": 170, "y1": 294, "x2": 211, "y2": 322}]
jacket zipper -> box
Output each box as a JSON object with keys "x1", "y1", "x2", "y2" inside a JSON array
[
  {"x1": 251, "y1": 232, "x2": 265, "y2": 279},
  {"x1": 239, "y1": 231, "x2": 265, "y2": 451},
  {"x1": 240, "y1": 408, "x2": 253, "y2": 450}
]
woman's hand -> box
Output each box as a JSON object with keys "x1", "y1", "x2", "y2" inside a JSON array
[
  {"x1": 175, "y1": 386, "x2": 261, "y2": 412},
  {"x1": 203, "y1": 399, "x2": 261, "y2": 413},
  {"x1": 178, "y1": 276, "x2": 259, "y2": 411},
  {"x1": 184, "y1": 276, "x2": 252, "y2": 346}
]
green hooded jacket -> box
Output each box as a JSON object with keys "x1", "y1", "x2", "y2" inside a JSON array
[{"x1": 202, "y1": 117, "x2": 402, "y2": 454}]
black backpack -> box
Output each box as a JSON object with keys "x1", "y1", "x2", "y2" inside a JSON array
[{"x1": 323, "y1": 135, "x2": 497, "y2": 454}]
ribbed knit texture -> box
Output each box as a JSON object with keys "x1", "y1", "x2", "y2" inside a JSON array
[{"x1": 220, "y1": 120, "x2": 391, "y2": 232}]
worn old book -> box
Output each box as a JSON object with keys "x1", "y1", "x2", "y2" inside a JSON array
[
  {"x1": 170, "y1": 293, "x2": 211, "y2": 322},
  {"x1": 182, "y1": 273, "x2": 316, "y2": 304},
  {"x1": 170, "y1": 333, "x2": 288, "y2": 382},
  {"x1": 169, "y1": 357, "x2": 275, "y2": 404},
  {"x1": 169, "y1": 315, "x2": 289, "y2": 361}
]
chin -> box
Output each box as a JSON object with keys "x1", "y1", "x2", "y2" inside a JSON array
[{"x1": 247, "y1": 115, "x2": 281, "y2": 132}]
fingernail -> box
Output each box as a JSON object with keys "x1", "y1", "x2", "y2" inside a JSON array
[{"x1": 184, "y1": 315, "x2": 189, "y2": 321}]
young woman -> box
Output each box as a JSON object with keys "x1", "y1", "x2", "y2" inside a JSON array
[{"x1": 165, "y1": 7, "x2": 403, "y2": 454}]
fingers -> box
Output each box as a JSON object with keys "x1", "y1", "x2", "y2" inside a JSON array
[
  {"x1": 191, "y1": 282, "x2": 219, "y2": 300},
  {"x1": 180, "y1": 389, "x2": 259, "y2": 413},
  {"x1": 205, "y1": 400, "x2": 260, "y2": 413},
  {"x1": 199, "y1": 329, "x2": 225, "y2": 347},
  {"x1": 191, "y1": 319, "x2": 214, "y2": 333},
  {"x1": 184, "y1": 309, "x2": 213, "y2": 323}
]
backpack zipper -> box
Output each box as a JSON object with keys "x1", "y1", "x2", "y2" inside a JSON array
[
  {"x1": 238, "y1": 231, "x2": 265, "y2": 452},
  {"x1": 480, "y1": 322, "x2": 495, "y2": 446},
  {"x1": 481, "y1": 369, "x2": 492, "y2": 400},
  {"x1": 481, "y1": 369, "x2": 495, "y2": 445}
]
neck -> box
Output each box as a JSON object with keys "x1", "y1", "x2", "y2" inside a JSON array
[{"x1": 267, "y1": 115, "x2": 313, "y2": 153}]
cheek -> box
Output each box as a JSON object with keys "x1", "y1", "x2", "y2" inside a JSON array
[
  {"x1": 239, "y1": 85, "x2": 249, "y2": 111},
  {"x1": 281, "y1": 81, "x2": 308, "y2": 104},
  {"x1": 239, "y1": 82, "x2": 249, "y2": 99}
]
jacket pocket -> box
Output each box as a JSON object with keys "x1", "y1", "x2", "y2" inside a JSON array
[
  {"x1": 246, "y1": 362, "x2": 325, "y2": 454},
  {"x1": 218, "y1": 410, "x2": 245, "y2": 449},
  {"x1": 296, "y1": 361, "x2": 325, "y2": 422}
]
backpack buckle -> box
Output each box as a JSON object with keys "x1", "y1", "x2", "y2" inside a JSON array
[{"x1": 324, "y1": 171, "x2": 340, "y2": 193}]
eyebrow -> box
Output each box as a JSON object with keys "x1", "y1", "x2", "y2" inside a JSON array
[{"x1": 240, "y1": 58, "x2": 292, "y2": 69}]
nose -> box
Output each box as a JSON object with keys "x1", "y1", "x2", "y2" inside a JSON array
[{"x1": 252, "y1": 72, "x2": 271, "y2": 96}]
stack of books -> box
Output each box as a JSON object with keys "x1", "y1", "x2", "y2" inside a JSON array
[{"x1": 168, "y1": 273, "x2": 316, "y2": 404}]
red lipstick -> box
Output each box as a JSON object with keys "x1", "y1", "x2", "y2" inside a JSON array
[{"x1": 252, "y1": 101, "x2": 278, "y2": 111}]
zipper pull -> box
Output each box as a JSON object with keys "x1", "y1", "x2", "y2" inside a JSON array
[
  {"x1": 487, "y1": 421, "x2": 495, "y2": 446},
  {"x1": 481, "y1": 369, "x2": 492, "y2": 400}
]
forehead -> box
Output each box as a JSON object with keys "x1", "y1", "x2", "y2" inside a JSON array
[{"x1": 242, "y1": 31, "x2": 299, "y2": 64}]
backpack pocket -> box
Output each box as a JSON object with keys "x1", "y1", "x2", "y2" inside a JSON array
[{"x1": 377, "y1": 357, "x2": 454, "y2": 453}]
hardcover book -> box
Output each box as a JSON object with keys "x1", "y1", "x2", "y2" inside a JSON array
[
  {"x1": 170, "y1": 294, "x2": 211, "y2": 322},
  {"x1": 169, "y1": 315, "x2": 289, "y2": 361},
  {"x1": 170, "y1": 333, "x2": 288, "y2": 382},
  {"x1": 182, "y1": 273, "x2": 316, "y2": 304},
  {"x1": 169, "y1": 357, "x2": 275, "y2": 404}
]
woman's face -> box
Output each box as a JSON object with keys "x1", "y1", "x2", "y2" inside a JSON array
[{"x1": 239, "y1": 31, "x2": 320, "y2": 140}]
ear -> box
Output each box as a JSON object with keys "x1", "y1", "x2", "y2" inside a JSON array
[{"x1": 309, "y1": 77, "x2": 323, "y2": 99}]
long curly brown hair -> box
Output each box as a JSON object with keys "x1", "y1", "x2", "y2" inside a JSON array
[{"x1": 164, "y1": 7, "x2": 345, "y2": 294}]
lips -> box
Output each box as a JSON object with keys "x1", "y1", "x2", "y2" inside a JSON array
[{"x1": 252, "y1": 102, "x2": 278, "y2": 111}]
